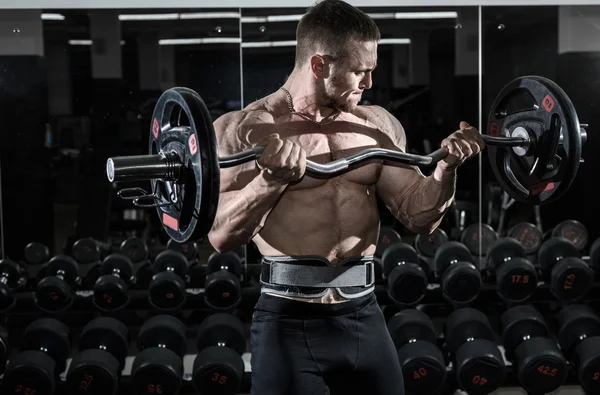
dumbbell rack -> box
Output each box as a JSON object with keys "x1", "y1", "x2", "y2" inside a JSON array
[{"x1": 3, "y1": 242, "x2": 600, "y2": 393}]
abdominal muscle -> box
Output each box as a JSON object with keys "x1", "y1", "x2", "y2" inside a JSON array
[{"x1": 252, "y1": 180, "x2": 381, "y2": 304}]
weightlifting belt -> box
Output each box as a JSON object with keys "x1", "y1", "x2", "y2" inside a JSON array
[{"x1": 260, "y1": 255, "x2": 375, "y2": 299}]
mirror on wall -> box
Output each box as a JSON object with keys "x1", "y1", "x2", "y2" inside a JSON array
[
  {"x1": 0, "y1": 8, "x2": 242, "y2": 262},
  {"x1": 239, "y1": 6, "x2": 482, "y2": 259},
  {"x1": 482, "y1": 6, "x2": 596, "y2": 252}
]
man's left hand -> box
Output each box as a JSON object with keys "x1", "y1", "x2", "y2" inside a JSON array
[{"x1": 439, "y1": 121, "x2": 485, "y2": 170}]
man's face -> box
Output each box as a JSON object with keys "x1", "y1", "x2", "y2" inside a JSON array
[{"x1": 323, "y1": 39, "x2": 377, "y2": 112}]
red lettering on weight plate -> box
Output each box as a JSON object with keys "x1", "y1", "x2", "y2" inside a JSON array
[
  {"x1": 542, "y1": 95, "x2": 555, "y2": 112},
  {"x1": 531, "y1": 182, "x2": 555, "y2": 196},
  {"x1": 152, "y1": 118, "x2": 160, "y2": 138},
  {"x1": 189, "y1": 134, "x2": 198, "y2": 155},
  {"x1": 489, "y1": 122, "x2": 499, "y2": 137},
  {"x1": 163, "y1": 213, "x2": 179, "y2": 231}
]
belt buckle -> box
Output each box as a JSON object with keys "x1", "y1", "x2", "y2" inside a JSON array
[{"x1": 364, "y1": 261, "x2": 375, "y2": 287}]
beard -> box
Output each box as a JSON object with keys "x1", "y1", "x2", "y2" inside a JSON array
[{"x1": 322, "y1": 76, "x2": 358, "y2": 113}]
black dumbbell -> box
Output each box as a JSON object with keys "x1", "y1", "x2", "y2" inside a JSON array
[
  {"x1": 556, "y1": 304, "x2": 600, "y2": 394},
  {"x1": 2, "y1": 318, "x2": 70, "y2": 395},
  {"x1": 0, "y1": 259, "x2": 24, "y2": 313},
  {"x1": 193, "y1": 313, "x2": 246, "y2": 395},
  {"x1": 414, "y1": 228, "x2": 449, "y2": 259},
  {"x1": 375, "y1": 226, "x2": 402, "y2": 258},
  {"x1": 444, "y1": 308, "x2": 505, "y2": 394},
  {"x1": 507, "y1": 222, "x2": 543, "y2": 256},
  {"x1": 131, "y1": 315, "x2": 187, "y2": 395},
  {"x1": 0, "y1": 324, "x2": 8, "y2": 375},
  {"x1": 35, "y1": 255, "x2": 79, "y2": 313},
  {"x1": 149, "y1": 249, "x2": 189, "y2": 311},
  {"x1": 552, "y1": 219, "x2": 588, "y2": 252},
  {"x1": 388, "y1": 310, "x2": 446, "y2": 394},
  {"x1": 382, "y1": 243, "x2": 428, "y2": 305},
  {"x1": 486, "y1": 238, "x2": 538, "y2": 302},
  {"x1": 120, "y1": 236, "x2": 149, "y2": 264},
  {"x1": 205, "y1": 251, "x2": 242, "y2": 310},
  {"x1": 72, "y1": 237, "x2": 104, "y2": 264},
  {"x1": 538, "y1": 237, "x2": 593, "y2": 301},
  {"x1": 434, "y1": 242, "x2": 481, "y2": 304},
  {"x1": 93, "y1": 253, "x2": 134, "y2": 311},
  {"x1": 500, "y1": 305, "x2": 567, "y2": 393},
  {"x1": 66, "y1": 317, "x2": 129, "y2": 395},
  {"x1": 167, "y1": 238, "x2": 197, "y2": 261},
  {"x1": 24, "y1": 242, "x2": 50, "y2": 265},
  {"x1": 461, "y1": 223, "x2": 498, "y2": 257}
]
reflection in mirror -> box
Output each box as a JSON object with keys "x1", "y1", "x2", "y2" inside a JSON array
[
  {"x1": 482, "y1": 6, "x2": 595, "y2": 249},
  {"x1": 0, "y1": 9, "x2": 241, "y2": 267},
  {"x1": 239, "y1": 6, "x2": 481, "y2": 262}
]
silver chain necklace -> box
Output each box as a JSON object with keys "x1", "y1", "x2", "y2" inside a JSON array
[{"x1": 280, "y1": 87, "x2": 341, "y2": 126}]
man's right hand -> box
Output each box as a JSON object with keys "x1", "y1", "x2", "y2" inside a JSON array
[{"x1": 255, "y1": 133, "x2": 307, "y2": 184}]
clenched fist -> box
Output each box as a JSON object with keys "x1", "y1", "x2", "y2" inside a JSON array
[
  {"x1": 440, "y1": 121, "x2": 485, "y2": 170},
  {"x1": 255, "y1": 133, "x2": 307, "y2": 184}
]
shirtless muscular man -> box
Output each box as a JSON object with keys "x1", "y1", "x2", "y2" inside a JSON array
[{"x1": 207, "y1": 1, "x2": 484, "y2": 394}]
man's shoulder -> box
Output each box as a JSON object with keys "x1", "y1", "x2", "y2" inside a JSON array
[{"x1": 355, "y1": 104, "x2": 405, "y2": 141}]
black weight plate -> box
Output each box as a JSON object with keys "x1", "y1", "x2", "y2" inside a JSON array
[
  {"x1": 3, "y1": 351, "x2": 56, "y2": 395},
  {"x1": 577, "y1": 337, "x2": 600, "y2": 393},
  {"x1": 197, "y1": 313, "x2": 246, "y2": 355},
  {"x1": 154, "y1": 249, "x2": 188, "y2": 276},
  {"x1": 24, "y1": 242, "x2": 50, "y2": 265},
  {"x1": 47, "y1": 254, "x2": 79, "y2": 283},
  {"x1": 35, "y1": 276, "x2": 73, "y2": 313},
  {"x1": 79, "y1": 317, "x2": 129, "y2": 366},
  {"x1": 375, "y1": 226, "x2": 402, "y2": 258},
  {"x1": 93, "y1": 276, "x2": 129, "y2": 311},
  {"x1": 445, "y1": 308, "x2": 495, "y2": 355},
  {"x1": 205, "y1": 271, "x2": 242, "y2": 310},
  {"x1": 434, "y1": 242, "x2": 473, "y2": 273},
  {"x1": 381, "y1": 243, "x2": 420, "y2": 277},
  {"x1": 538, "y1": 237, "x2": 579, "y2": 271},
  {"x1": 461, "y1": 223, "x2": 498, "y2": 256},
  {"x1": 557, "y1": 304, "x2": 600, "y2": 353},
  {"x1": 167, "y1": 239, "x2": 197, "y2": 261},
  {"x1": 120, "y1": 237, "x2": 149, "y2": 263},
  {"x1": 132, "y1": 347, "x2": 183, "y2": 395},
  {"x1": 589, "y1": 237, "x2": 600, "y2": 271},
  {"x1": 388, "y1": 310, "x2": 437, "y2": 348},
  {"x1": 486, "y1": 76, "x2": 582, "y2": 205},
  {"x1": 486, "y1": 238, "x2": 526, "y2": 269},
  {"x1": 500, "y1": 305, "x2": 548, "y2": 359},
  {"x1": 387, "y1": 264, "x2": 428, "y2": 306},
  {"x1": 207, "y1": 251, "x2": 242, "y2": 276},
  {"x1": 0, "y1": 259, "x2": 21, "y2": 287},
  {"x1": 552, "y1": 219, "x2": 588, "y2": 251},
  {"x1": 67, "y1": 349, "x2": 120, "y2": 395},
  {"x1": 415, "y1": 228, "x2": 449, "y2": 258},
  {"x1": 398, "y1": 341, "x2": 447, "y2": 395},
  {"x1": 455, "y1": 339, "x2": 506, "y2": 394},
  {"x1": 192, "y1": 346, "x2": 244, "y2": 395},
  {"x1": 495, "y1": 257, "x2": 538, "y2": 302},
  {"x1": 550, "y1": 256, "x2": 593, "y2": 301},
  {"x1": 516, "y1": 338, "x2": 567, "y2": 394},
  {"x1": 102, "y1": 253, "x2": 134, "y2": 279},
  {"x1": 149, "y1": 271, "x2": 187, "y2": 311},
  {"x1": 149, "y1": 87, "x2": 219, "y2": 243},
  {"x1": 442, "y1": 262, "x2": 482, "y2": 304},
  {"x1": 22, "y1": 318, "x2": 70, "y2": 373},
  {"x1": 138, "y1": 315, "x2": 187, "y2": 358},
  {"x1": 73, "y1": 238, "x2": 101, "y2": 263},
  {"x1": 507, "y1": 222, "x2": 543, "y2": 255}
]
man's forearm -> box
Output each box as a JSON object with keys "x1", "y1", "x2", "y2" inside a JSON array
[
  {"x1": 208, "y1": 173, "x2": 287, "y2": 251},
  {"x1": 395, "y1": 166, "x2": 457, "y2": 234}
]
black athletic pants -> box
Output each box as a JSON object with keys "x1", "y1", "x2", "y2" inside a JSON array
[{"x1": 250, "y1": 291, "x2": 405, "y2": 395}]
